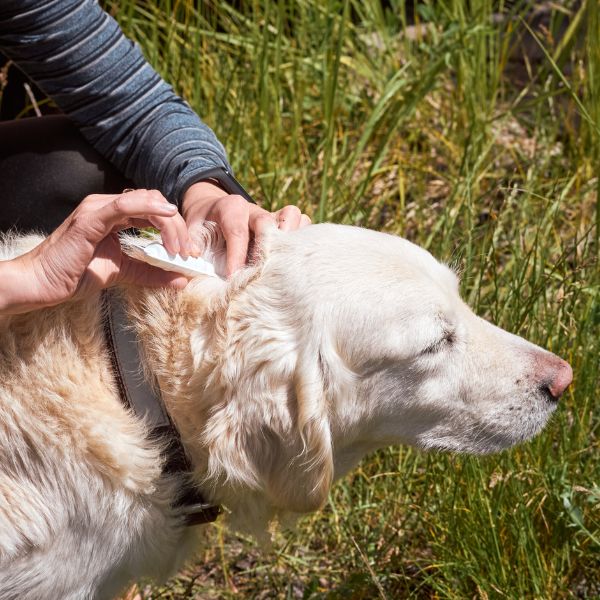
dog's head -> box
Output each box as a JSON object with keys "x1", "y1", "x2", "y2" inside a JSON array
[{"x1": 181, "y1": 224, "x2": 571, "y2": 530}]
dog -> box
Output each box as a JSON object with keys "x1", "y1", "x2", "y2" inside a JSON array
[{"x1": 0, "y1": 223, "x2": 572, "y2": 599}]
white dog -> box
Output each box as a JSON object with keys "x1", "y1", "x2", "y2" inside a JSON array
[{"x1": 0, "y1": 224, "x2": 572, "y2": 599}]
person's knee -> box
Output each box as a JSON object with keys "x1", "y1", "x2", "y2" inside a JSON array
[{"x1": 0, "y1": 116, "x2": 132, "y2": 233}]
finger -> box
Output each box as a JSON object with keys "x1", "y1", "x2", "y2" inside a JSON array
[
  {"x1": 93, "y1": 190, "x2": 187, "y2": 257},
  {"x1": 223, "y1": 224, "x2": 250, "y2": 278},
  {"x1": 147, "y1": 190, "x2": 191, "y2": 258},
  {"x1": 276, "y1": 205, "x2": 302, "y2": 232},
  {"x1": 185, "y1": 215, "x2": 206, "y2": 256},
  {"x1": 186, "y1": 225, "x2": 210, "y2": 258},
  {"x1": 300, "y1": 214, "x2": 312, "y2": 228},
  {"x1": 81, "y1": 190, "x2": 178, "y2": 245},
  {"x1": 186, "y1": 216, "x2": 211, "y2": 257},
  {"x1": 117, "y1": 255, "x2": 189, "y2": 289},
  {"x1": 149, "y1": 212, "x2": 190, "y2": 258},
  {"x1": 249, "y1": 213, "x2": 276, "y2": 263},
  {"x1": 218, "y1": 197, "x2": 251, "y2": 277}
]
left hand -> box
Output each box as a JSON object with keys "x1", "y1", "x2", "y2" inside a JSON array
[
  {"x1": 182, "y1": 181, "x2": 311, "y2": 277},
  {"x1": 0, "y1": 190, "x2": 190, "y2": 315}
]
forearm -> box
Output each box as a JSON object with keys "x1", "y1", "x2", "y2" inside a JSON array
[{"x1": 0, "y1": 0, "x2": 230, "y2": 205}]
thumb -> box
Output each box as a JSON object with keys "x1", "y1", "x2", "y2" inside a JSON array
[{"x1": 117, "y1": 255, "x2": 189, "y2": 289}]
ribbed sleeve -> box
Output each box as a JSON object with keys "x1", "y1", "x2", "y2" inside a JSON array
[{"x1": 0, "y1": 0, "x2": 231, "y2": 205}]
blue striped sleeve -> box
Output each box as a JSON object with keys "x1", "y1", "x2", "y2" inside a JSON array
[{"x1": 0, "y1": 0, "x2": 231, "y2": 205}]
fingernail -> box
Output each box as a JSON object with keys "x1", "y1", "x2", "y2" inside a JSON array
[{"x1": 169, "y1": 276, "x2": 189, "y2": 290}]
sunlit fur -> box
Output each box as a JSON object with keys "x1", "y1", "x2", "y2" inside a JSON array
[{"x1": 0, "y1": 224, "x2": 565, "y2": 599}]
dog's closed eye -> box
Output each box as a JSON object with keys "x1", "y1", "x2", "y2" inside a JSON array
[{"x1": 422, "y1": 329, "x2": 456, "y2": 355}]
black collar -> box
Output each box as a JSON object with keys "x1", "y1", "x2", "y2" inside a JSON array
[{"x1": 102, "y1": 289, "x2": 220, "y2": 526}]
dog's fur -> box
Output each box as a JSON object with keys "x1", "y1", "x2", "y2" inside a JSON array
[{"x1": 0, "y1": 224, "x2": 569, "y2": 599}]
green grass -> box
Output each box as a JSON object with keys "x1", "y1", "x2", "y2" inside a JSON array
[{"x1": 99, "y1": 1, "x2": 600, "y2": 597}]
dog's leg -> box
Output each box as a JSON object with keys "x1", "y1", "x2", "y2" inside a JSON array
[
  {"x1": 0, "y1": 527, "x2": 125, "y2": 600},
  {"x1": 0, "y1": 493, "x2": 198, "y2": 600},
  {"x1": 0, "y1": 445, "x2": 197, "y2": 600}
]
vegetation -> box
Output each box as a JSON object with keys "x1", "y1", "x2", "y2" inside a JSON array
[{"x1": 89, "y1": 0, "x2": 600, "y2": 597}]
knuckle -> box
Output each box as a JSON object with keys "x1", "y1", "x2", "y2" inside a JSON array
[
  {"x1": 282, "y1": 205, "x2": 302, "y2": 216},
  {"x1": 81, "y1": 194, "x2": 100, "y2": 205},
  {"x1": 67, "y1": 213, "x2": 89, "y2": 235},
  {"x1": 77, "y1": 194, "x2": 103, "y2": 215},
  {"x1": 131, "y1": 189, "x2": 150, "y2": 200},
  {"x1": 227, "y1": 194, "x2": 248, "y2": 209},
  {"x1": 226, "y1": 225, "x2": 249, "y2": 239},
  {"x1": 259, "y1": 211, "x2": 275, "y2": 221},
  {"x1": 112, "y1": 195, "x2": 124, "y2": 212},
  {"x1": 256, "y1": 214, "x2": 276, "y2": 227}
]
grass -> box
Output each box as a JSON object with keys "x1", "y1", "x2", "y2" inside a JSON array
[{"x1": 71, "y1": 0, "x2": 600, "y2": 596}]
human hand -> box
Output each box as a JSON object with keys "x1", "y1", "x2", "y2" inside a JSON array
[
  {"x1": 0, "y1": 190, "x2": 191, "y2": 315},
  {"x1": 182, "y1": 181, "x2": 311, "y2": 277}
]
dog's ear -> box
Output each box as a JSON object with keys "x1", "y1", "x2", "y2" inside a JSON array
[
  {"x1": 198, "y1": 251, "x2": 336, "y2": 523},
  {"x1": 265, "y1": 346, "x2": 334, "y2": 513}
]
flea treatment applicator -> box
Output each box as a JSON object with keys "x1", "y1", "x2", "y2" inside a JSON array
[{"x1": 124, "y1": 239, "x2": 222, "y2": 279}]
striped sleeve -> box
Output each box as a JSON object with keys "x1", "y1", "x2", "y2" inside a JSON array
[{"x1": 0, "y1": 0, "x2": 231, "y2": 205}]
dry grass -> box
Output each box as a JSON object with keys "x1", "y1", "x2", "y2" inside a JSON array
[{"x1": 5, "y1": 0, "x2": 598, "y2": 597}]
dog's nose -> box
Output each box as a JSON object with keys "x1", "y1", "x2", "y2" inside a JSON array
[{"x1": 540, "y1": 357, "x2": 573, "y2": 401}]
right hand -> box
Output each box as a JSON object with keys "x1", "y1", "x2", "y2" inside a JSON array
[{"x1": 182, "y1": 181, "x2": 311, "y2": 277}]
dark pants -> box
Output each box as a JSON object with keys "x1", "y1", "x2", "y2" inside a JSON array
[{"x1": 0, "y1": 116, "x2": 131, "y2": 234}]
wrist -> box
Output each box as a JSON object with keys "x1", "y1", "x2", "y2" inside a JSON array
[
  {"x1": 0, "y1": 258, "x2": 38, "y2": 315},
  {"x1": 181, "y1": 169, "x2": 255, "y2": 209},
  {"x1": 183, "y1": 181, "x2": 227, "y2": 205}
]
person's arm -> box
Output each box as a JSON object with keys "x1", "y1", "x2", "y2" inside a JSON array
[
  {"x1": 0, "y1": 190, "x2": 189, "y2": 315},
  {"x1": 0, "y1": 0, "x2": 311, "y2": 275},
  {"x1": 0, "y1": 0, "x2": 229, "y2": 206}
]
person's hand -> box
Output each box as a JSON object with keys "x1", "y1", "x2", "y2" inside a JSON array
[
  {"x1": 0, "y1": 190, "x2": 190, "y2": 315},
  {"x1": 182, "y1": 181, "x2": 311, "y2": 277}
]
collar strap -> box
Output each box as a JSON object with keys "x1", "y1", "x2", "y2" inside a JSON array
[{"x1": 102, "y1": 289, "x2": 220, "y2": 526}]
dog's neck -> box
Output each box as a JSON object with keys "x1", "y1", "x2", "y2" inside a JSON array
[
  {"x1": 117, "y1": 268, "x2": 374, "y2": 527},
  {"x1": 121, "y1": 280, "x2": 226, "y2": 483}
]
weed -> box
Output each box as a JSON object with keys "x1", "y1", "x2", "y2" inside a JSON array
[{"x1": 101, "y1": 1, "x2": 599, "y2": 597}]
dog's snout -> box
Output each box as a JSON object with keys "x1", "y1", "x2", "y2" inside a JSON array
[{"x1": 538, "y1": 356, "x2": 573, "y2": 401}]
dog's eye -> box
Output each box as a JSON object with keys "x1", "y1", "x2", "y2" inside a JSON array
[{"x1": 422, "y1": 330, "x2": 455, "y2": 355}]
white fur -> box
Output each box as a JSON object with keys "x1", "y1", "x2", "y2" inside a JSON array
[{"x1": 0, "y1": 224, "x2": 566, "y2": 599}]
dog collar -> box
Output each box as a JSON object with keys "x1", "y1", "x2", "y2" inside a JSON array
[{"x1": 102, "y1": 289, "x2": 220, "y2": 526}]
